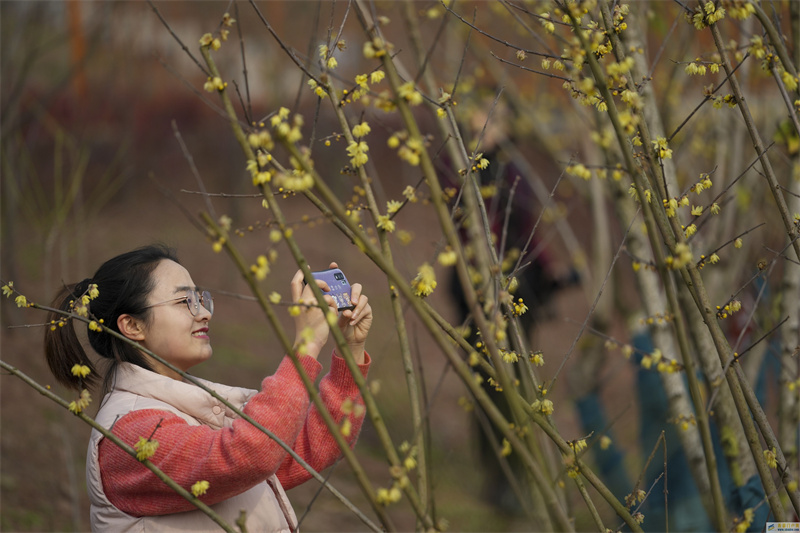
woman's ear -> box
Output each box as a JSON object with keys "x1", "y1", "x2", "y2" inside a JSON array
[{"x1": 118, "y1": 314, "x2": 146, "y2": 341}]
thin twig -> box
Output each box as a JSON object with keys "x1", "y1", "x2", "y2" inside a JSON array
[
  {"x1": 180, "y1": 189, "x2": 263, "y2": 198},
  {"x1": 235, "y1": 2, "x2": 253, "y2": 124},
  {"x1": 443, "y1": 0, "x2": 560, "y2": 60},
  {"x1": 172, "y1": 120, "x2": 217, "y2": 221},
  {"x1": 667, "y1": 52, "x2": 750, "y2": 143},
  {"x1": 450, "y1": 5, "x2": 475, "y2": 101},
  {"x1": 548, "y1": 210, "x2": 638, "y2": 390},
  {"x1": 147, "y1": 0, "x2": 210, "y2": 77},
  {"x1": 248, "y1": 0, "x2": 324, "y2": 86},
  {"x1": 490, "y1": 53, "x2": 573, "y2": 82}
]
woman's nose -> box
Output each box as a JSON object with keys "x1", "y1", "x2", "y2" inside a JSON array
[{"x1": 196, "y1": 304, "x2": 212, "y2": 320}]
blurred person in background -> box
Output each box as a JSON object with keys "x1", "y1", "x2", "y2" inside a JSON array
[{"x1": 438, "y1": 98, "x2": 575, "y2": 512}]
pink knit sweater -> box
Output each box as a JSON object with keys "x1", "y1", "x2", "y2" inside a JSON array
[{"x1": 98, "y1": 353, "x2": 369, "y2": 516}]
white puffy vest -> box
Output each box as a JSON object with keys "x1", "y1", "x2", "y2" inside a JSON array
[{"x1": 86, "y1": 363, "x2": 298, "y2": 532}]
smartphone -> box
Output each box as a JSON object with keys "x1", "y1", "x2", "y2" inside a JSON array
[{"x1": 311, "y1": 268, "x2": 355, "y2": 310}]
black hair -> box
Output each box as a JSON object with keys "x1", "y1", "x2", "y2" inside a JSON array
[{"x1": 44, "y1": 244, "x2": 179, "y2": 393}]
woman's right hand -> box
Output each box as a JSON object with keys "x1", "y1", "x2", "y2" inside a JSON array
[{"x1": 290, "y1": 268, "x2": 337, "y2": 359}]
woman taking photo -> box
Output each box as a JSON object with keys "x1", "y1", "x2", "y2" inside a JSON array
[{"x1": 44, "y1": 245, "x2": 373, "y2": 531}]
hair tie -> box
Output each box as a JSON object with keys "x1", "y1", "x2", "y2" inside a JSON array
[{"x1": 73, "y1": 278, "x2": 92, "y2": 297}]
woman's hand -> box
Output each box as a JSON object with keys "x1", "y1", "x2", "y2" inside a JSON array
[
  {"x1": 336, "y1": 279, "x2": 372, "y2": 365},
  {"x1": 290, "y1": 268, "x2": 337, "y2": 360}
]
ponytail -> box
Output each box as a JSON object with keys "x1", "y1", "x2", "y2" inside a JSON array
[
  {"x1": 43, "y1": 245, "x2": 179, "y2": 394},
  {"x1": 45, "y1": 280, "x2": 99, "y2": 391}
]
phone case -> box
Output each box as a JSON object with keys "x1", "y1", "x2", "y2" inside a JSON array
[{"x1": 311, "y1": 268, "x2": 355, "y2": 310}]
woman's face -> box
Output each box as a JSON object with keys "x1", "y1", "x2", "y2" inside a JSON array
[{"x1": 140, "y1": 260, "x2": 212, "y2": 374}]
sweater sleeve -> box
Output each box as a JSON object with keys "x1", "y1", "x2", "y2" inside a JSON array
[
  {"x1": 277, "y1": 351, "x2": 371, "y2": 489},
  {"x1": 98, "y1": 355, "x2": 322, "y2": 516}
]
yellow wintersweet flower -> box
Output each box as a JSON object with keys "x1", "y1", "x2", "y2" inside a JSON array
[
  {"x1": 68, "y1": 389, "x2": 92, "y2": 414},
  {"x1": 252, "y1": 171, "x2": 271, "y2": 186},
  {"x1": 346, "y1": 141, "x2": 369, "y2": 168},
  {"x1": 386, "y1": 200, "x2": 402, "y2": 214},
  {"x1": 250, "y1": 255, "x2": 269, "y2": 281},
  {"x1": 652, "y1": 136, "x2": 673, "y2": 159},
  {"x1": 340, "y1": 417, "x2": 352, "y2": 437},
  {"x1": 398, "y1": 81, "x2": 422, "y2": 105},
  {"x1": 437, "y1": 248, "x2": 457, "y2": 267},
  {"x1": 376, "y1": 485, "x2": 403, "y2": 506},
  {"x1": 268, "y1": 292, "x2": 281, "y2": 304},
  {"x1": 763, "y1": 447, "x2": 778, "y2": 468},
  {"x1": 600, "y1": 435, "x2": 612, "y2": 450},
  {"x1": 352, "y1": 122, "x2": 371, "y2": 138},
  {"x1": 89, "y1": 320, "x2": 102, "y2": 332},
  {"x1": 532, "y1": 398, "x2": 554, "y2": 415},
  {"x1": 402, "y1": 185, "x2": 418, "y2": 203},
  {"x1": 397, "y1": 230, "x2": 413, "y2": 245},
  {"x1": 539, "y1": 13, "x2": 555, "y2": 33},
  {"x1": 376, "y1": 215, "x2": 396, "y2": 233},
  {"x1": 691, "y1": 205, "x2": 703, "y2": 216},
  {"x1": 370, "y1": 71, "x2": 385, "y2": 84},
  {"x1": 530, "y1": 351, "x2": 544, "y2": 366},
  {"x1": 14, "y1": 295, "x2": 28, "y2": 308},
  {"x1": 204, "y1": 77, "x2": 225, "y2": 92},
  {"x1": 191, "y1": 480, "x2": 210, "y2": 497},
  {"x1": 513, "y1": 298, "x2": 528, "y2": 316},
  {"x1": 500, "y1": 438, "x2": 512, "y2": 457},
  {"x1": 567, "y1": 163, "x2": 592, "y2": 180},
  {"x1": 734, "y1": 238, "x2": 743, "y2": 249},
  {"x1": 199, "y1": 33, "x2": 213, "y2": 47},
  {"x1": 71, "y1": 364, "x2": 91, "y2": 378},
  {"x1": 88, "y1": 284, "x2": 100, "y2": 299},
  {"x1": 664, "y1": 198, "x2": 678, "y2": 217},
  {"x1": 621, "y1": 345, "x2": 633, "y2": 358},
  {"x1": 412, "y1": 263, "x2": 437, "y2": 297},
  {"x1": 134, "y1": 436, "x2": 159, "y2": 461},
  {"x1": 734, "y1": 508, "x2": 754, "y2": 533},
  {"x1": 1, "y1": 282, "x2": 13, "y2": 297}
]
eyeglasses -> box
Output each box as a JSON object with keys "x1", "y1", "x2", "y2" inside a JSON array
[{"x1": 144, "y1": 289, "x2": 214, "y2": 316}]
